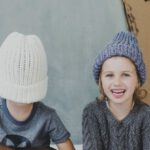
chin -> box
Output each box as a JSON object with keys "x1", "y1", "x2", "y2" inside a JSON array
[{"x1": 109, "y1": 97, "x2": 127, "y2": 104}]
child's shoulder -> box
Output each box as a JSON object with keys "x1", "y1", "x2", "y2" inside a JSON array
[
  {"x1": 139, "y1": 102, "x2": 150, "y2": 112},
  {"x1": 136, "y1": 102, "x2": 150, "y2": 125},
  {"x1": 83, "y1": 98, "x2": 105, "y2": 114},
  {"x1": 0, "y1": 97, "x2": 3, "y2": 109},
  {"x1": 137, "y1": 102, "x2": 150, "y2": 117},
  {"x1": 36, "y1": 102, "x2": 62, "y2": 121},
  {"x1": 37, "y1": 101, "x2": 56, "y2": 114}
]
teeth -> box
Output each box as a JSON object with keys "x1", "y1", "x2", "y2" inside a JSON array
[{"x1": 111, "y1": 89, "x2": 125, "y2": 93}]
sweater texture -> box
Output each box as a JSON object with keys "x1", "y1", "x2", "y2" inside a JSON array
[{"x1": 82, "y1": 98, "x2": 150, "y2": 150}]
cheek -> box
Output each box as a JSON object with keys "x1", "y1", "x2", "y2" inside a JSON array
[
  {"x1": 101, "y1": 79, "x2": 111, "y2": 91},
  {"x1": 124, "y1": 79, "x2": 138, "y2": 91}
]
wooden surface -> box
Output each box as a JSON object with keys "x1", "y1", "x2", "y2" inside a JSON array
[{"x1": 124, "y1": 0, "x2": 150, "y2": 104}]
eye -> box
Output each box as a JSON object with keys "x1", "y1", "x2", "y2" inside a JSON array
[
  {"x1": 123, "y1": 73, "x2": 130, "y2": 77},
  {"x1": 105, "y1": 74, "x2": 114, "y2": 77}
]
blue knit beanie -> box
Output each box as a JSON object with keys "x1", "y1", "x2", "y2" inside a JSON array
[{"x1": 93, "y1": 31, "x2": 146, "y2": 85}]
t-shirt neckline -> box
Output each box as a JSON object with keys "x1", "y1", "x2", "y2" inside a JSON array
[{"x1": 2, "y1": 98, "x2": 38, "y2": 125}]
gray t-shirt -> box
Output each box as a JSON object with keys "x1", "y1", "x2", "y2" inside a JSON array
[{"x1": 0, "y1": 97, "x2": 70, "y2": 149}]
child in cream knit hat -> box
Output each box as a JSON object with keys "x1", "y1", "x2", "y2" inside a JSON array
[{"x1": 0, "y1": 32, "x2": 75, "y2": 150}]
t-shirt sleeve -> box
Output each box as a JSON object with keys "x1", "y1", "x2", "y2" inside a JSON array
[{"x1": 48, "y1": 110, "x2": 70, "y2": 144}]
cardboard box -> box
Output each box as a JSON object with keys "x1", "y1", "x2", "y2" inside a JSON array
[{"x1": 123, "y1": 0, "x2": 150, "y2": 104}]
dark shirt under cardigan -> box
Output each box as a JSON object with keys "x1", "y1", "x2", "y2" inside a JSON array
[{"x1": 82, "y1": 98, "x2": 150, "y2": 150}]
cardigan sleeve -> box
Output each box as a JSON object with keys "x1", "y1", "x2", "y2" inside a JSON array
[
  {"x1": 142, "y1": 108, "x2": 150, "y2": 150},
  {"x1": 82, "y1": 104, "x2": 104, "y2": 150}
]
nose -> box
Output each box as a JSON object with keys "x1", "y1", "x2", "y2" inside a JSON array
[{"x1": 113, "y1": 76, "x2": 122, "y2": 86}]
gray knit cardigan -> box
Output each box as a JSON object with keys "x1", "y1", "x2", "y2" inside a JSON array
[{"x1": 82, "y1": 98, "x2": 150, "y2": 150}]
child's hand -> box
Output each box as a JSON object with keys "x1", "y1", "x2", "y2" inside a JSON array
[{"x1": 57, "y1": 139, "x2": 75, "y2": 150}]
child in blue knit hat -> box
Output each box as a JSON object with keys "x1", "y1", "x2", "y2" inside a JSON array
[
  {"x1": 0, "y1": 32, "x2": 75, "y2": 150},
  {"x1": 82, "y1": 31, "x2": 150, "y2": 150}
]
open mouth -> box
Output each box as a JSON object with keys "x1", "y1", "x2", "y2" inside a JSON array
[{"x1": 111, "y1": 89, "x2": 126, "y2": 98}]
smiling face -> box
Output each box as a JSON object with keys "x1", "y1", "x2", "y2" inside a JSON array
[{"x1": 100, "y1": 56, "x2": 139, "y2": 105}]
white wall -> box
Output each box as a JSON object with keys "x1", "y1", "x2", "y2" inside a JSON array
[{"x1": 0, "y1": 0, "x2": 127, "y2": 144}]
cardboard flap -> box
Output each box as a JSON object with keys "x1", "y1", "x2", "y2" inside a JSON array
[{"x1": 124, "y1": 0, "x2": 150, "y2": 104}]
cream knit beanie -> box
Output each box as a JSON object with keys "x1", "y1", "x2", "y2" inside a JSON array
[{"x1": 0, "y1": 32, "x2": 48, "y2": 103}]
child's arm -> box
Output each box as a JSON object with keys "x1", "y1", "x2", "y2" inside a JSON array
[
  {"x1": 82, "y1": 105, "x2": 104, "y2": 150},
  {"x1": 142, "y1": 110, "x2": 150, "y2": 149},
  {"x1": 15, "y1": 146, "x2": 73, "y2": 150},
  {"x1": 0, "y1": 144, "x2": 15, "y2": 150},
  {"x1": 47, "y1": 110, "x2": 75, "y2": 150},
  {"x1": 56, "y1": 138, "x2": 75, "y2": 150}
]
